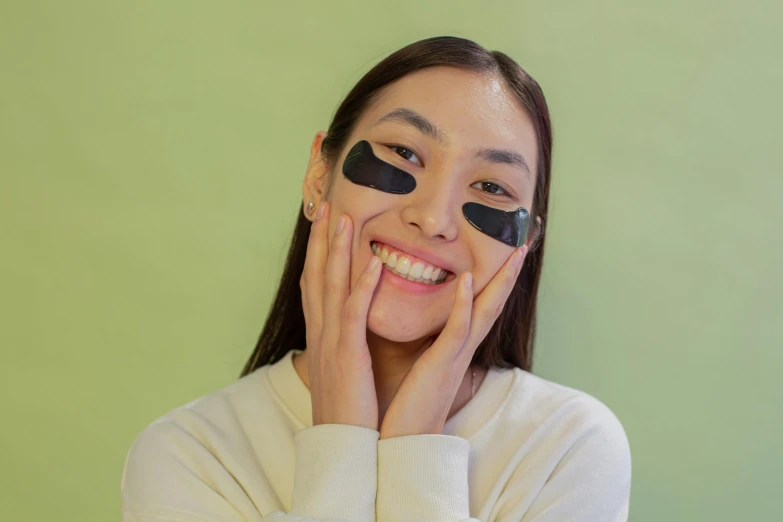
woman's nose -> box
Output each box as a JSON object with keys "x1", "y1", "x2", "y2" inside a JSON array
[{"x1": 399, "y1": 182, "x2": 459, "y2": 241}]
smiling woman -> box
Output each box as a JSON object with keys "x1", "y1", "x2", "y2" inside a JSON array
[{"x1": 120, "y1": 36, "x2": 631, "y2": 522}]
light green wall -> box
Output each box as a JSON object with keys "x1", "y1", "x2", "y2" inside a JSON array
[{"x1": 1, "y1": 2, "x2": 780, "y2": 521}]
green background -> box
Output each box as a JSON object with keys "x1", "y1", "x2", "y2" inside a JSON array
[{"x1": 1, "y1": 1, "x2": 780, "y2": 521}]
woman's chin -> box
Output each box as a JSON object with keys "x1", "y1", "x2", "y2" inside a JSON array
[{"x1": 366, "y1": 307, "x2": 443, "y2": 343}]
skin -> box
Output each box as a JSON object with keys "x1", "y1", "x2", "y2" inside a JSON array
[{"x1": 295, "y1": 66, "x2": 541, "y2": 436}]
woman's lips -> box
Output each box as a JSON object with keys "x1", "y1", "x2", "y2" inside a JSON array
[
  {"x1": 370, "y1": 240, "x2": 454, "y2": 284},
  {"x1": 378, "y1": 262, "x2": 453, "y2": 294}
]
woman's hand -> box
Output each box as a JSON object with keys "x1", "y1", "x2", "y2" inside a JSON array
[
  {"x1": 300, "y1": 201, "x2": 383, "y2": 431},
  {"x1": 378, "y1": 244, "x2": 529, "y2": 439}
]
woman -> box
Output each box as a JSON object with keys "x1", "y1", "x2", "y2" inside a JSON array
[{"x1": 121, "y1": 36, "x2": 631, "y2": 522}]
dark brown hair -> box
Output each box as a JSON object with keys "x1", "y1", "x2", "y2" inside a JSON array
[{"x1": 240, "y1": 35, "x2": 552, "y2": 377}]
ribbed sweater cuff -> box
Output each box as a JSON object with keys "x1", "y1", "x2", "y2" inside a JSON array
[
  {"x1": 377, "y1": 434, "x2": 471, "y2": 522},
  {"x1": 291, "y1": 424, "x2": 380, "y2": 522}
]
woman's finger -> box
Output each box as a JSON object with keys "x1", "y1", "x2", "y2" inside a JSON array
[
  {"x1": 320, "y1": 213, "x2": 353, "y2": 352},
  {"x1": 340, "y1": 254, "x2": 382, "y2": 352},
  {"x1": 468, "y1": 245, "x2": 528, "y2": 347},
  {"x1": 428, "y1": 271, "x2": 474, "y2": 368},
  {"x1": 301, "y1": 201, "x2": 330, "y2": 350}
]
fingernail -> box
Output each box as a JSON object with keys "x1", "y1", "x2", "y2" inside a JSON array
[
  {"x1": 316, "y1": 201, "x2": 325, "y2": 220},
  {"x1": 335, "y1": 215, "x2": 346, "y2": 234},
  {"x1": 463, "y1": 272, "x2": 472, "y2": 290},
  {"x1": 513, "y1": 247, "x2": 525, "y2": 269},
  {"x1": 368, "y1": 255, "x2": 381, "y2": 272}
]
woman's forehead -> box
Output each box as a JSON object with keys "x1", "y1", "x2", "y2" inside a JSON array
[{"x1": 357, "y1": 68, "x2": 537, "y2": 161}]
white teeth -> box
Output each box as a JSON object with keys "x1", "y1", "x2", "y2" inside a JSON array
[
  {"x1": 370, "y1": 242, "x2": 450, "y2": 285},
  {"x1": 396, "y1": 257, "x2": 411, "y2": 275}
]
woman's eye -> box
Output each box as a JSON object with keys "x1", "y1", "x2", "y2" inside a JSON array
[
  {"x1": 471, "y1": 181, "x2": 508, "y2": 197},
  {"x1": 389, "y1": 145, "x2": 422, "y2": 167}
]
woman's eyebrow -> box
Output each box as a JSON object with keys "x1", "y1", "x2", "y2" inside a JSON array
[
  {"x1": 373, "y1": 107, "x2": 532, "y2": 183},
  {"x1": 373, "y1": 107, "x2": 449, "y2": 144},
  {"x1": 475, "y1": 147, "x2": 532, "y2": 183}
]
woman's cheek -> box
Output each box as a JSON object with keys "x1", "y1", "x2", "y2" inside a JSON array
[{"x1": 473, "y1": 242, "x2": 514, "y2": 294}]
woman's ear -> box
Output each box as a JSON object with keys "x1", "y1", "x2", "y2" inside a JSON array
[
  {"x1": 525, "y1": 215, "x2": 544, "y2": 251},
  {"x1": 302, "y1": 130, "x2": 330, "y2": 222}
]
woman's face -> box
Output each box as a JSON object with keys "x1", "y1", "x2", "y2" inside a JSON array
[{"x1": 311, "y1": 66, "x2": 539, "y2": 343}]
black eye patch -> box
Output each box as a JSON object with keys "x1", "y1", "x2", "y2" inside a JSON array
[
  {"x1": 342, "y1": 140, "x2": 417, "y2": 194},
  {"x1": 342, "y1": 139, "x2": 530, "y2": 247},
  {"x1": 463, "y1": 202, "x2": 530, "y2": 248}
]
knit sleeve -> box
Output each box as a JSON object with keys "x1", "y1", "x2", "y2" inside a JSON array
[
  {"x1": 277, "y1": 423, "x2": 379, "y2": 521},
  {"x1": 376, "y1": 396, "x2": 632, "y2": 522},
  {"x1": 508, "y1": 397, "x2": 632, "y2": 522},
  {"x1": 121, "y1": 421, "x2": 379, "y2": 522},
  {"x1": 377, "y1": 434, "x2": 479, "y2": 522}
]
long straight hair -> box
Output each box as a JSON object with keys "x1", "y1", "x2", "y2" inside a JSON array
[{"x1": 241, "y1": 36, "x2": 552, "y2": 377}]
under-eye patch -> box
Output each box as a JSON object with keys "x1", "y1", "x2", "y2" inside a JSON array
[
  {"x1": 341, "y1": 140, "x2": 530, "y2": 247},
  {"x1": 463, "y1": 202, "x2": 530, "y2": 248},
  {"x1": 342, "y1": 140, "x2": 416, "y2": 194}
]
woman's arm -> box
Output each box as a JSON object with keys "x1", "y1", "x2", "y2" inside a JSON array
[
  {"x1": 376, "y1": 396, "x2": 632, "y2": 522},
  {"x1": 121, "y1": 422, "x2": 379, "y2": 522},
  {"x1": 376, "y1": 433, "x2": 475, "y2": 522},
  {"x1": 285, "y1": 424, "x2": 379, "y2": 521}
]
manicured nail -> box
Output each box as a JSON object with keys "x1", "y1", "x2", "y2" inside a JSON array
[
  {"x1": 316, "y1": 201, "x2": 325, "y2": 220},
  {"x1": 463, "y1": 272, "x2": 472, "y2": 290},
  {"x1": 512, "y1": 247, "x2": 525, "y2": 270},
  {"x1": 335, "y1": 215, "x2": 346, "y2": 234},
  {"x1": 368, "y1": 255, "x2": 381, "y2": 272}
]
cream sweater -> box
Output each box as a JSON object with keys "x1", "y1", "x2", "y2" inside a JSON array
[{"x1": 121, "y1": 349, "x2": 632, "y2": 521}]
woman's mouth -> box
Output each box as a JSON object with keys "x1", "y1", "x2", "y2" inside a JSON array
[{"x1": 370, "y1": 241, "x2": 455, "y2": 286}]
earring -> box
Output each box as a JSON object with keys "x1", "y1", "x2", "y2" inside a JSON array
[{"x1": 306, "y1": 201, "x2": 315, "y2": 215}]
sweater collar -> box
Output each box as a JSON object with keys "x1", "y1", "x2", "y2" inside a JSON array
[{"x1": 265, "y1": 348, "x2": 517, "y2": 440}]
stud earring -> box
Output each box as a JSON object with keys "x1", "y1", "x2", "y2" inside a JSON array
[{"x1": 306, "y1": 201, "x2": 315, "y2": 215}]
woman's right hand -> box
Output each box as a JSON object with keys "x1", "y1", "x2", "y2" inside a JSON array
[{"x1": 299, "y1": 200, "x2": 383, "y2": 431}]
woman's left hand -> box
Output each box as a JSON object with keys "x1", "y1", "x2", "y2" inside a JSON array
[{"x1": 378, "y1": 244, "x2": 530, "y2": 440}]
